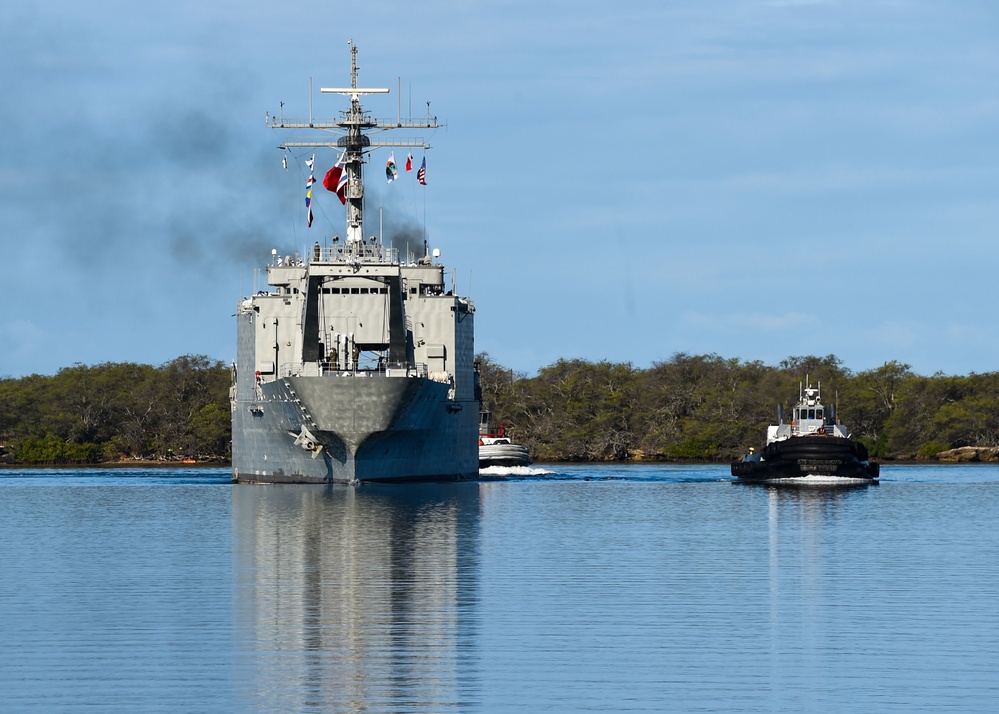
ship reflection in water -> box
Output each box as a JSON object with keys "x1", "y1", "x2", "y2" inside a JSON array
[{"x1": 231, "y1": 483, "x2": 482, "y2": 711}]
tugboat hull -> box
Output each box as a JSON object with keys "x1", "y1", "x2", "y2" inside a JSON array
[
  {"x1": 731, "y1": 457, "x2": 880, "y2": 482},
  {"x1": 732, "y1": 436, "x2": 879, "y2": 482}
]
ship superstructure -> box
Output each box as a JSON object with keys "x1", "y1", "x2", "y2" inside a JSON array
[{"x1": 231, "y1": 45, "x2": 478, "y2": 484}]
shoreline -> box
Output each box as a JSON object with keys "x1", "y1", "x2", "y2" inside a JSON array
[
  {"x1": 3, "y1": 456, "x2": 990, "y2": 469},
  {"x1": 0, "y1": 460, "x2": 228, "y2": 469}
]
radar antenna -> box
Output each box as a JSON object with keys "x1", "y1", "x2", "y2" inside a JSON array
[{"x1": 270, "y1": 43, "x2": 441, "y2": 248}]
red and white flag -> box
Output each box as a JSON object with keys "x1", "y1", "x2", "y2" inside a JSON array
[{"x1": 323, "y1": 154, "x2": 348, "y2": 205}]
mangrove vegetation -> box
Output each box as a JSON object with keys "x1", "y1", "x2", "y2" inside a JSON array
[
  {"x1": 476, "y1": 352, "x2": 999, "y2": 463},
  {"x1": 2, "y1": 352, "x2": 999, "y2": 464}
]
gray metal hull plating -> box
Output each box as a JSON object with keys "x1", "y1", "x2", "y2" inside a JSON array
[{"x1": 232, "y1": 376, "x2": 478, "y2": 484}]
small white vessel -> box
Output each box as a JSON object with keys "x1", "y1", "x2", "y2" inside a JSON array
[{"x1": 478, "y1": 412, "x2": 531, "y2": 468}]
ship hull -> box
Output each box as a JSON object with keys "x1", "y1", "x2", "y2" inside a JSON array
[
  {"x1": 232, "y1": 375, "x2": 478, "y2": 484},
  {"x1": 731, "y1": 435, "x2": 880, "y2": 483}
]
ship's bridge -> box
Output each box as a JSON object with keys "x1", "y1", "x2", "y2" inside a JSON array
[{"x1": 791, "y1": 386, "x2": 826, "y2": 435}]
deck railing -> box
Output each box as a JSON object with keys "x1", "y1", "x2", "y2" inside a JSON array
[{"x1": 279, "y1": 362, "x2": 428, "y2": 378}]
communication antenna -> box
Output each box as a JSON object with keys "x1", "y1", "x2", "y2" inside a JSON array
[{"x1": 271, "y1": 41, "x2": 442, "y2": 247}]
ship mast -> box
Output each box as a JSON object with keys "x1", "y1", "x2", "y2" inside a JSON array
[
  {"x1": 270, "y1": 42, "x2": 441, "y2": 253},
  {"x1": 321, "y1": 44, "x2": 385, "y2": 246}
]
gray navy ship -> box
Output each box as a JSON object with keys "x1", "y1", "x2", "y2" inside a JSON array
[{"x1": 230, "y1": 45, "x2": 479, "y2": 484}]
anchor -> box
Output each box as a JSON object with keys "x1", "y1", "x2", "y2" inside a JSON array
[{"x1": 289, "y1": 424, "x2": 325, "y2": 459}]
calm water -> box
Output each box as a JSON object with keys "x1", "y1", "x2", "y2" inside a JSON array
[{"x1": 1, "y1": 463, "x2": 998, "y2": 712}]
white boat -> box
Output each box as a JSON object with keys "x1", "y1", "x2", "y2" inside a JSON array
[{"x1": 479, "y1": 412, "x2": 531, "y2": 468}]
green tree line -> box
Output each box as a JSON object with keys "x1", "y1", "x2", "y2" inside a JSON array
[
  {"x1": 0, "y1": 355, "x2": 230, "y2": 464},
  {"x1": 477, "y1": 353, "x2": 999, "y2": 462},
  {"x1": 2, "y1": 352, "x2": 998, "y2": 465}
]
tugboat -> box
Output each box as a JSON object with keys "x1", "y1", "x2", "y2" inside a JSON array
[
  {"x1": 731, "y1": 380, "x2": 879, "y2": 483},
  {"x1": 478, "y1": 411, "x2": 531, "y2": 468},
  {"x1": 230, "y1": 44, "x2": 479, "y2": 484}
]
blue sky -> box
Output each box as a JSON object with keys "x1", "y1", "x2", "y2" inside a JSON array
[{"x1": 2, "y1": 0, "x2": 998, "y2": 379}]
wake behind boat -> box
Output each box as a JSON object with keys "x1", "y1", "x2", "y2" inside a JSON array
[
  {"x1": 230, "y1": 45, "x2": 479, "y2": 484},
  {"x1": 731, "y1": 380, "x2": 879, "y2": 483}
]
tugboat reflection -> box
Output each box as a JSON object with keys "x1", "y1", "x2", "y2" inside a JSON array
[{"x1": 232, "y1": 483, "x2": 482, "y2": 711}]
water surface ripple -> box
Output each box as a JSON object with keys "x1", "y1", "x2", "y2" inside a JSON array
[{"x1": 1, "y1": 464, "x2": 997, "y2": 712}]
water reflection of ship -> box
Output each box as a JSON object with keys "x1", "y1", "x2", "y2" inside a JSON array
[
  {"x1": 734, "y1": 480, "x2": 878, "y2": 494},
  {"x1": 761, "y1": 478, "x2": 874, "y2": 680},
  {"x1": 231, "y1": 484, "x2": 482, "y2": 710}
]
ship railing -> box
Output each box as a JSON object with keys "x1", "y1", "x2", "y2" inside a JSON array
[
  {"x1": 314, "y1": 244, "x2": 398, "y2": 264},
  {"x1": 312, "y1": 361, "x2": 430, "y2": 378},
  {"x1": 268, "y1": 110, "x2": 376, "y2": 129}
]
